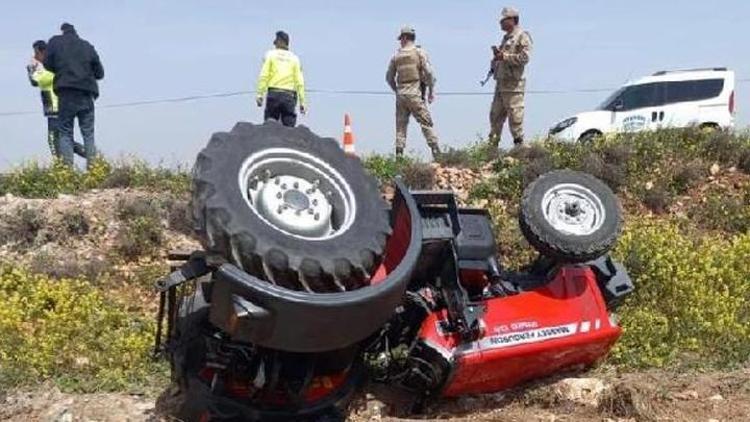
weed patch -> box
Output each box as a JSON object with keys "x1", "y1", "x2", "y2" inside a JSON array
[
  {"x1": 115, "y1": 217, "x2": 164, "y2": 261},
  {"x1": 611, "y1": 221, "x2": 750, "y2": 368},
  {"x1": 0, "y1": 159, "x2": 189, "y2": 199},
  {"x1": 436, "y1": 142, "x2": 499, "y2": 169},
  {"x1": 363, "y1": 154, "x2": 436, "y2": 189},
  {"x1": 0, "y1": 266, "x2": 163, "y2": 391},
  {"x1": 0, "y1": 206, "x2": 46, "y2": 249},
  {"x1": 27, "y1": 251, "x2": 111, "y2": 281},
  {"x1": 687, "y1": 186, "x2": 750, "y2": 233},
  {"x1": 115, "y1": 197, "x2": 165, "y2": 261}
]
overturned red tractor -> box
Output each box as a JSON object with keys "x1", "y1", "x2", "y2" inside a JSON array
[{"x1": 154, "y1": 121, "x2": 633, "y2": 421}]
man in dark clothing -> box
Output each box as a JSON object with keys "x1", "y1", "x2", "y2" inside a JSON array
[
  {"x1": 44, "y1": 23, "x2": 104, "y2": 168},
  {"x1": 27, "y1": 40, "x2": 86, "y2": 160}
]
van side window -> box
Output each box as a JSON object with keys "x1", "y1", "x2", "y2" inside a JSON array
[
  {"x1": 664, "y1": 79, "x2": 724, "y2": 104},
  {"x1": 616, "y1": 83, "x2": 664, "y2": 111}
]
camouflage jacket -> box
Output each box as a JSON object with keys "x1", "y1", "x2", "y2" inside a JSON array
[
  {"x1": 493, "y1": 27, "x2": 532, "y2": 92},
  {"x1": 386, "y1": 44, "x2": 435, "y2": 97}
]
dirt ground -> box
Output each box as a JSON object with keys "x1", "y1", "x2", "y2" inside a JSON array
[{"x1": 2, "y1": 368, "x2": 748, "y2": 421}]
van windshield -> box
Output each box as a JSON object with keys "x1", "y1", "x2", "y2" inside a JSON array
[{"x1": 598, "y1": 87, "x2": 625, "y2": 110}]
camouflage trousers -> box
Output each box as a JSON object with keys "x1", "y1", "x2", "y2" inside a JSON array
[
  {"x1": 395, "y1": 94, "x2": 439, "y2": 150},
  {"x1": 489, "y1": 87, "x2": 525, "y2": 144}
]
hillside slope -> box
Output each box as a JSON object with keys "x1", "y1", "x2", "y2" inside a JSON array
[{"x1": 0, "y1": 128, "x2": 748, "y2": 421}]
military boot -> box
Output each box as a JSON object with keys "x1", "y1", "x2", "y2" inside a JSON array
[
  {"x1": 513, "y1": 137, "x2": 525, "y2": 147},
  {"x1": 430, "y1": 144, "x2": 442, "y2": 161},
  {"x1": 488, "y1": 133, "x2": 500, "y2": 148}
]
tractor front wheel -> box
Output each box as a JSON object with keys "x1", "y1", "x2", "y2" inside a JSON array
[{"x1": 519, "y1": 170, "x2": 623, "y2": 263}]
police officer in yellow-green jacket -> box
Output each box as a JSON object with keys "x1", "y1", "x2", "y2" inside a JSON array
[
  {"x1": 26, "y1": 40, "x2": 84, "y2": 159},
  {"x1": 256, "y1": 31, "x2": 306, "y2": 127}
]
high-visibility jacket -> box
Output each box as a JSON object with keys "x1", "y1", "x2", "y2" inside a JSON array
[
  {"x1": 27, "y1": 60, "x2": 58, "y2": 116},
  {"x1": 256, "y1": 48, "x2": 306, "y2": 106}
]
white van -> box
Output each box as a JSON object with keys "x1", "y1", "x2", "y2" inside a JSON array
[{"x1": 549, "y1": 68, "x2": 736, "y2": 142}]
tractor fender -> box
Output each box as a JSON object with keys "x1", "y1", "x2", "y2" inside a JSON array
[{"x1": 208, "y1": 180, "x2": 423, "y2": 352}]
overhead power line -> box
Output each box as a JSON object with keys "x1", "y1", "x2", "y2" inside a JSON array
[{"x1": 2, "y1": 79, "x2": 749, "y2": 118}]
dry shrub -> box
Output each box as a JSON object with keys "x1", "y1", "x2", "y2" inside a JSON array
[
  {"x1": 738, "y1": 147, "x2": 750, "y2": 174},
  {"x1": 115, "y1": 197, "x2": 165, "y2": 261},
  {"x1": 688, "y1": 188, "x2": 750, "y2": 234},
  {"x1": 508, "y1": 143, "x2": 549, "y2": 162},
  {"x1": 100, "y1": 166, "x2": 134, "y2": 189},
  {"x1": 437, "y1": 143, "x2": 499, "y2": 169},
  {"x1": 702, "y1": 130, "x2": 746, "y2": 165},
  {"x1": 580, "y1": 152, "x2": 626, "y2": 192},
  {"x1": 599, "y1": 383, "x2": 657, "y2": 421},
  {"x1": 60, "y1": 209, "x2": 90, "y2": 237},
  {"x1": 641, "y1": 186, "x2": 672, "y2": 214},
  {"x1": 165, "y1": 198, "x2": 194, "y2": 236},
  {"x1": 28, "y1": 250, "x2": 110, "y2": 281},
  {"x1": 115, "y1": 217, "x2": 164, "y2": 261},
  {"x1": 436, "y1": 147, "x2": 473, "y2": 168},
  {"x1": 508, "y1": 144, "x2": 554, "y2": 187},
  {"x1": 400, "y1": 161, "x2": 435, "y2": 190},
  {"x1": 591, "y1": 143, "x2": 632, "y2": 192},
  {"x1": 0, "y1": 206, "x2": 46, "y2": 248},
  {"x1": 116, "y1": 196, "x2": 163, "y2": 222},
  {"x1": 671, "y1": 160, "x2": 706, "y2": 195}
]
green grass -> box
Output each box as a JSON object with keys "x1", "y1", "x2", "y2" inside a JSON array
[
  {"x1": 0, "y1": 158, "x2": 190, "y2": 198},
  {"x1": 0, "y1": 266, "x2": 166, "y2": 392},
  {"x1": 611, "y1": 221, "x2": 750, "y2": 368}
]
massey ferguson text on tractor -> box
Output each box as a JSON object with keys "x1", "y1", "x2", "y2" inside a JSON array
[{"x1": 154, "y1": 121, "x2": 633, "y2": 421}]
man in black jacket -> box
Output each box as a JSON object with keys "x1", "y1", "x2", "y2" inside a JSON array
[{"x1": 44, "y1": 23, "x2": 104, "y2": 168}]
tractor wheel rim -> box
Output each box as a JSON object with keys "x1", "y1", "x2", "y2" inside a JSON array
[
  {"x1": 540, "y1": 183, "x2": 605, "y2": 236},
  {"x1": 239, "y1": 148, "x2": 356, "y2": 240}
]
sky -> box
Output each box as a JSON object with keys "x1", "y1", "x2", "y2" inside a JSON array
[{"x1": 1, "y1": 0, "x2": 749, "y2": 170}]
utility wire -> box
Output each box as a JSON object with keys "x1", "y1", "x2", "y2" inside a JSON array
[{"x1": 2, "y1": 79, "x2": 749, "y2": 118}]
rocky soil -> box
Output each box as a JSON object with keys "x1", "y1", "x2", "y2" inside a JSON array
[{"x1": 2, "y1": 368, "x2": 748, "y2": 421}]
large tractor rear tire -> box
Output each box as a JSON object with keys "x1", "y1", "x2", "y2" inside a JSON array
[{"x1": 191, "y1": 121, "x2": 390, "y2": 292}]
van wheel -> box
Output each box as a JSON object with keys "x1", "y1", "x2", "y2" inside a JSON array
[
  {"x1": 578, "y1": 130, "x2": 602, "y2": 144},
  {"x1": 519, "y1": 170, "x2": 623, "y2": 263},
  {"x1": 699, "y1": 123, "x2": 719, "y2": 133}
]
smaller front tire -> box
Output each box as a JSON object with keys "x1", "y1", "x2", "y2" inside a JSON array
[
  {"x1": 578, "y1": 130, "x2": 602, "y2": 144},
  {"x1": 519, "y1": 170, "x2": 623, "y2": 263}
]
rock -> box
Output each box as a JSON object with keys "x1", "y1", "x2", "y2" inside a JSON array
[
  {"x1": 488, "y1": 392, "x2": 505, "y2": 403},
  {"x1": 73, "y1": 356, "x2": 90, "y2": 368},
  {"x1": 672, "y1": 390, "x2": 699, "y2": 400},
  {"x1": 44, "y1": 407, "x2": 73, "y2": 422},
  {"x1": 361, "y1": 396, "x2": 388, "y2": 420},
  {"x1": 537, "y1": 412, "x2": 558, "y2": 421},
  {"x1": 457, "y1": 396, "x2": 480, "y2": 411},
  {"x1": 710, "y1": 163, "x2": 720, "y2": 176},
  {"x1": 552, "y1": 378, "x2": 606, "y2": 407},
  {"x1": 708, "y1": 394, "x2": 724, "y2": 401},
  {"x1": 645, "y1": 181, "x2": 654, "y2": 190}
]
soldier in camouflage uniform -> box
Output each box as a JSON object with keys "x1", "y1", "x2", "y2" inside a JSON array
[
  {"x1": 386, "y1": 26, "x2": 441, "y2": 159},
  {"x1": 489, "y1": 7, "x2": 532, "y2": 147}
]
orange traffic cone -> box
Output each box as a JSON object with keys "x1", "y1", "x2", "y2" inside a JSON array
[{"x1": 343, "y1": 113, "x2": 356, "y2": 156}]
